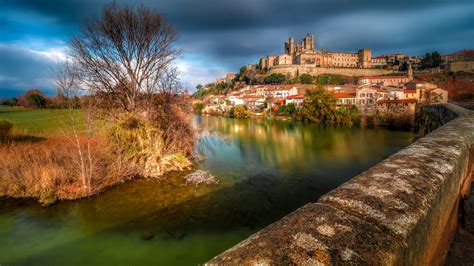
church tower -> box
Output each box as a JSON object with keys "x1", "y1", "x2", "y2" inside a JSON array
[
  {"x1": 408, "y1": 62, "x2": 414, "y2": 80},
  {"x1": 285, "y1": 37, "x2": 295, "y2": 56}
]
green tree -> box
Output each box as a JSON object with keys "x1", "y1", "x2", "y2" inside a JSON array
[
  {"x1": 431, "y1": 51, "x2": 442, "y2": 68},
  {"x1": 399, "y1": 61, "x2": 409, "y2": 71},
  {"x1": 300, "y1": 88, "x2": 357, "y2": 125},
  {"x1": 277, "y1": 103, "x2": 296, "y2": 115},
  {"x1": 264, "y1": 73, "x2": 286, "y2": 84},
  {"x1": 420, "y1": 51, "x2": 442, "y2": 69},
  {"x1": 299, "y1": 74, "x2": 314, "y2": 84},
  {"x1": 193, "y1": 102, "x2": 205, "y2": 114},
  {"x1": 27, "y1": 93, "x2": 46, "y2": 108},
  {"x1": 233, "y1": 105, "x2": 250, "y2": 119},
  {"x1": 301, "y1": 89, "x2": 336, "y2": 123},
  {"x1": 316, "y1": 74, "x2": 344, "y2": 86},
  {"x1": 196, "y1": 84, "x2": 203, "y2": 92}
]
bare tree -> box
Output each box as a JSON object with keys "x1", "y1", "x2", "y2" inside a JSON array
[
  {"x1": 70, "y1": 3, "x2": 180, "y2": 113},
  {"x1": 54, "y1": 59, "x2": 94, "y2": 192}
]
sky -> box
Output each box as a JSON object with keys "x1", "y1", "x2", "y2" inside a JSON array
[{"x1": 0, "y1": 0, "x2": 473, "y2": 97}]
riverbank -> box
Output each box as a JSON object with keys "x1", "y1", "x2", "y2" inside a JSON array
[
  {"x1": 201, "y1": 111, "x2": 416, "y2": 131},
  {"x1": 0, "y1": 107, "x2": 193, "y2": 205}
]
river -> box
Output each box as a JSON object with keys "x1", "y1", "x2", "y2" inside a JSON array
[{"x1": 0, "y1": 116, "x2": 416, "y2": 265}]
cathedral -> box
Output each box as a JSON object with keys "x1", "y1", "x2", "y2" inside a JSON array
[{"x1": 259, "y1": 34, "x2": 372, "y2": 70}]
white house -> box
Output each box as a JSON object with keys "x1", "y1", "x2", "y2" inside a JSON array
[{"x1": 228, "y1": 96, "x2": 245, "y2": 105}]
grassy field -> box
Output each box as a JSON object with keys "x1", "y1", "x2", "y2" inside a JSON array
[{"x1": 0, "y1": 106, "x2": 82, "y2": 135}]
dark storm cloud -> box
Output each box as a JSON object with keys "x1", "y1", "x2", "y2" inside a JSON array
[
  {"x1": 0, "y1": 44, "x2": 62, "y2": 96},
  {"x1": 0, "y1": 0, "x2": 473, "y2": 95}
]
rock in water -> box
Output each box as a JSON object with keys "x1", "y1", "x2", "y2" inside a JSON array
[
  {"x1": 142, "y1": 231, "x2": 154, "y2": 240},
  {"x1": 184, "y1": 170, "x2": 218, "y2": 185}
]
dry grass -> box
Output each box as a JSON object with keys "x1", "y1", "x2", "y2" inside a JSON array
[{"x1": 0, "y1": 136, "x2": 136, "y2": 205}]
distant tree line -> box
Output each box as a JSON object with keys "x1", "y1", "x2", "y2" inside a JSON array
[{"x1": 0, "y1": 89, "x2": 80, "y2": 109}]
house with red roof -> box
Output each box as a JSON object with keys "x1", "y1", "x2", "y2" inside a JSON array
[
  {"x1": 334, "y1": 91, "x2": 356, "y2": 106},
  {"x1": 286, "y1": 94, "x2": 305, "y2": 106}
]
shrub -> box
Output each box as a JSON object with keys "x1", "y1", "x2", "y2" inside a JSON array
[
  {"x1": 299, "y1": 74, "x2": 314, "y2": 84},
  {"x1": 233, "y1": 105, "x2": 251, "y2": 119},
  {"x1": 299, "y1": 89, "x2": 357, "y2": 126},
  {"x1": 0, "y1": 120, "x2": 13, "y2": 140},
  {"x1": 264, "y1": 73, "x2": 286, "y2": 84},
  {"x1": 276, "y1": 103, "x2": 296, "y2": 115},
  {"x1": 193, "y1": 102, "x2": 205, "y2": 114},
  {"x1": 107, "y1": 113, "x2": 192, "y2": 178},
  {"x1": 27, "y1": 93, "x2": 46, "y2": 108}
]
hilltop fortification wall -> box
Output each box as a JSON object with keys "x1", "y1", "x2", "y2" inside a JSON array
[{"x1": 268, "y1": 65, "x2": 395, "y2": 78}]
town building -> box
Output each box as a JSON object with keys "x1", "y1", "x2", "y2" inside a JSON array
[
  {"x1": 371, "y1": 55, "x2": 388, "y2": 68},
  {"x1": 358, "y1": 75, "x2": 412, "y2": 86},
  {"x1": 334, "y1": 92, "x2": 356, "y2": 106},
  {"x1": 286, "y1": 94, "x2": 305, "y2": 106},
  {"x1": 255, "y1": 85, "x2": 300, "y2": 98}
]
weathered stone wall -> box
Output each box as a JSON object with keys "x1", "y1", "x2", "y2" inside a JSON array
[
  {"x1": 448, "y1": 62, "x2": 474, "y2": 73},
  {"x1": 415, "y1": 104, "x2": 472, "y2": 137},
  {"x1": 268, "y1": 65, "x2": 394, "y2": 78},
  {"x1": 208, "y1": 103, "x2": 474, "y2": 265}
]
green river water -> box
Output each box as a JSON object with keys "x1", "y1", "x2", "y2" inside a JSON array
[{"x1": 0, "y1": 116, "x2": 416, "y2": 265}]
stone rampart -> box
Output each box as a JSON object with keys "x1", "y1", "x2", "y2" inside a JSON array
[
  {"x1": 268, "y1": 65, "x2": 395, "y2": 78},
  {"x1": 208, "y1": 103, "x2": 474, "y2": 265}
]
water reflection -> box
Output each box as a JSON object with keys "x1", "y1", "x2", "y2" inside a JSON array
[{"x1": 197, "y1": 115, "x2": 414, "y2": 176}]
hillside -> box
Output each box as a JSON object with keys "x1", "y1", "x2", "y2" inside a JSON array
[{"x1": 415, "y1": 72, "x2": 474, "y2": 102}]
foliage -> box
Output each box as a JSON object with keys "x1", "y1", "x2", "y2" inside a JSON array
[
  {"x1": 107, "y1": 113, "x2": 192, "y2": 178},
  {"x1": 17, "y1": 89, "x2": 47, "y2": 108},
  {"x1": 233, "y1": 105, "x2": 251, "y2": 119},
  {"x1": 276, "y1": 103, "x2": 296, "y2": 115},
  {"x1": 0, "y1": 98, "x2": 18, "y2": 107},
  {"x1": 196, "y1": 84, "x2": 203, "y2": 92},
  {"x1": 399, "y1": 61, "x2": 409, "y2": 71},
  {"x1": 236, "y1": 66, "x2": 261, "y2": 85},
  {"x1": 420, "y1": 51, "x2": 442, "y2": 69},
  {"x1": 316, "y1": 74, "x2": 345, "y2": 86},
  {"x1": 299, "y1": 89, "x2": 357, "y2": 125},
  {"x1": 0, "y1": 120, "x2": 13, "y2": 140},
  {"x1": 27, "y1": 93, "x2": 46, "y2": 108},
  {"x1": 264, "y1": 73, "x2": 286, "y2": 84},
  {"x1": 193, "y1": 102, "x2": 205, "y2": 114},
  {"x1": 192, "y1": 82, "x2": 231, "y2": 98},
  {"x1": 299, "y1": 74, "x2": 315, "y2": 84}
]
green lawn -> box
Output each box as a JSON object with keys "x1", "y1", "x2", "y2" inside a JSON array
[{"x1": 0, "y1": 106, "x2": 83, "y2": 135}]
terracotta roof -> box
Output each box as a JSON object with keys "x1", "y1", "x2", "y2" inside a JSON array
[
  {"x1": 403, "y1": 89, "x2": 417, "y2": 93},
  {"x1": 377, "y1": 99, "x2": 417, "y2": 104},
  {"x1": 334, "y1": 92, "x2": 356, "y2": 98},
  {"x1": 361, "y1": 76, "x2": 409, "y2": 79},
  {"x1": 287, "y1": 94, "x2": 305, "y2": 99}
]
